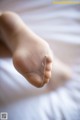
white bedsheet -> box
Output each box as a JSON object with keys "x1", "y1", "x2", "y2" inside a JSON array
[{"x1": 0, "y1": 0, "x2": 80, "y2": 120}]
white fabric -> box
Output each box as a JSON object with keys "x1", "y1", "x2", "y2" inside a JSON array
[{"x1": 0, "y1": 0, "x2": 80, "y2": 120}]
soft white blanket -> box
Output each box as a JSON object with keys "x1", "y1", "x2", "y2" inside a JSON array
[{"x1": 0, "y1": 0, "x2": 80, "y2": 120}]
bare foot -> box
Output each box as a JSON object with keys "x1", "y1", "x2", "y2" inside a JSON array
[
  {"x1": 0, "y1": 12, "x2": 72, "y2": 89},
  {"x1": 0, "y1": 12, "x2": 53, "y2": 87}
]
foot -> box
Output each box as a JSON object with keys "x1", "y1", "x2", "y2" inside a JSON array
[
  {"x1": 0, "y1": 12, "x2": 53, "y2": 87},
  {"x1": 0, "y1": 12, "x2": 72, "y2": 89},
  {"x1": 13, "y1": 38, "x2": 53, "y2": 88}
]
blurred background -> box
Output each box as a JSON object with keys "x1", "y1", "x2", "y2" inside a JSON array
[{"x1": 0, "y1": 0, "x2": 80, "y2": 120}]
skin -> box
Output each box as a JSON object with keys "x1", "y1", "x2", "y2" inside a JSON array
[{"x1": 0, "y1": 11, "x2": 72, "y2": 88}]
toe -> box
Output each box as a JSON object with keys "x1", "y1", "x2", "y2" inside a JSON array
[
  {"x1": 43, "y1": 55, "x2": 53, "y2": 83},
  {"x1": 44, "y1": 71, "x2": 51, "y2": 79},
  {"x1": 46, "y1": 55, "x2": 53, "y2": 63},
  {"x1": 44, "y1": 55, "x2": 53, "y2": 71},
  {"x1": 45, "y1": 62, "x2": 52, "y2": 71},
  {"x1": 44, "y1": 70, "x2": 51, "y2": 84},
  {"x1": 26, "y1": 72, "x2": 45, "y2": 88}
]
